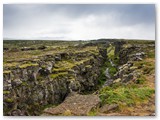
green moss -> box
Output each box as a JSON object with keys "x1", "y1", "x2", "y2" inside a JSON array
[
  {"x1": 75, "y1": 57, "x2": 93, "y2": 65},
  {"x1": 3, "y1": 62, "x2": 19, "y2": 68},
  {"x1": 53, "y1": 61, "x2": 76, "y2": 72},
  {"x1": 3, "y1": 70, "x2": 11, "y2": 74},
  {"x1": 3, "y1": 91, "x2": 10, "y2": 94},
  {"x1": 19, "y1": 63, "x2": 39, "y2": 68},
  {"x1": 74, "y1": 46, "x2": 98, "y2": 54},
  {"x1": 85, "y1": 65, "x2": 92, "y2": 68},
  {"x1": 50, "y1": 72, "x2": 68, "y2": 79},
  {"x1": 52, "y1": 67, "x2": 68, "y2": 73},
  {"x1": 4, "y1": 98, "x2": 14, "y2": 103},
  {"x1": 107, "y1": 45, "x2": 115, "y2": 58},
  {"x1": 22, "y1": 81, "x2": 28, "y2": 86},
  {"x1": 89, "y1": 50, "x2": 99, "y2": 56},
  {"x1": 68, "y1": 76, "x2": 76, "y2": 81},
  {"x1": 53, "y1": 57, "x2": 93, "y2": 73},
  {"x1": 41, "y1": 65, "x2": 46, "y2": 69}
]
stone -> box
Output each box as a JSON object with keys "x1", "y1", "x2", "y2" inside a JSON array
[
  {"x1": 103, "y1": 79, "x2": 113, "y2": 87},
  {"x1": 42, "y1": 94, "x2": 100, "y2": 116},
  {"x1": 3, "y1": 43, "x2": 107, "y2": 116},
  {"x1": 122, "y1": 73, "x2": 134, "y2": 83},
  {"x1": 38, "y1": 68, "x2": 50, "y2": 76},
  {"x1": 11, "y1": 79, "x2": 22, "y2": 87},
  {"x1": 69, "y1": 81, "x2": 81, "y2": 92},
  {"x1": 113, "y1": 78, "x2": 121, "y2": 83},
  {"x1": 11, "y1": 109, "x2": 24, "y2": 116}
]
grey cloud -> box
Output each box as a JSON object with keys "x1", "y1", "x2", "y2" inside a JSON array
[{"x1": 3, "y1": 4, "x2": 155, "y2": 40}]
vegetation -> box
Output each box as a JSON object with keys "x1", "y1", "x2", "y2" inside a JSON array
[
  {"x1": 19, "y1": 63, "x2": 39, "y2": 68},
  {"x1": 3, "y1": 91, "x2": 10, "y2": 94},
  {"x1": 4, "y1": 98, "x2": 14, "y2": 103},
  {"x1": 50, "y1": 72, "x2": 68, "y2": 79},
  {"x1": 3, "y1": 39, "x2": 155, "y2": 116},
  {"x1": 99, "y1": 83, "x2": 154, "y2": 106}
]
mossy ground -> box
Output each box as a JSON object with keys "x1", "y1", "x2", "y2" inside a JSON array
[{"x1": 96, "y1": 42, "x2": 155, "y2": 116}]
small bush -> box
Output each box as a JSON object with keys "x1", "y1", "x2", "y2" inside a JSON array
[{"x1": 109, "y1": 67, "x2": 117, "y2": 77}]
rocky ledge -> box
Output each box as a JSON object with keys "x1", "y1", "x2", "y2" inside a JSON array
[
  {"x1": 3, "y1": 43, "x2": 109, "y2": 116},
  {"x1": 42, "y1": 92, "x2": 100, "y2": 116}
]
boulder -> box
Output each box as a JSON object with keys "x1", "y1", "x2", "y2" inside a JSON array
[{"x1": 42, "y1": 93, "x2": 100, "y2": 116}]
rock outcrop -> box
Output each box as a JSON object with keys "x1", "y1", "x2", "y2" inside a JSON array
[
  {"x1": 3, "y1": 45, "x2": 107, "y2": 116},
  {"x1": 42, "y1": 93, "x2": 100, "y2": 116}
]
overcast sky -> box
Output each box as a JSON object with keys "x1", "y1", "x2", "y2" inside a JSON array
[{"x1": 3, "y1": 4, "x2": 155, "y2": 40}]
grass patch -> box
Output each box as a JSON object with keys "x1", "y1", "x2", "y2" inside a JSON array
[
  {"x1": 136, "y1": 75, "x2": 146, "y2": 84},
  {"x1": 143, "y1": 66, "x2": 155, "y2": 74},
  {"x1": 148, "y1": 52, "x2": 155, "y2": 58},
  {"x1": 134, "y1": 60, "x2": 155, "y2": 74},
  {"x1": 99, "y1": 83, "x2": 154, "y2": 106}
]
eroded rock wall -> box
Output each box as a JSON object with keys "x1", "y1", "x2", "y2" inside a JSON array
[{"x1": 3, "y1": 46, "x2": 107, "y2": 116}]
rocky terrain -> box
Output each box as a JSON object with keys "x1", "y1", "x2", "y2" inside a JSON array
[{"x1": 3, "y1": 39, "x2": 155, "y2": 116}]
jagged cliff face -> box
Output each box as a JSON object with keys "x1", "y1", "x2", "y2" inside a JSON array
[{"x1": 3, "y1": 43, "x2": 108, "y2": 116}]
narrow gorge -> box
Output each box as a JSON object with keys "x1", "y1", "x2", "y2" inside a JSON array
[{"x1": 3, "y1": 39, "x2": 155, "y2": 116}]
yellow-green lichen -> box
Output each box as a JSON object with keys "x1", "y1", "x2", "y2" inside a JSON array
[
  {"x1": 50, "y1": 72, "x2": 68, "y2": 79},
  {"x1": 3, "y1": 91, "x2": 10, "y2": 94},
  {"x1": 3, "y1": 62, "x2": 19, "y2": 68},
  {"x1": 4, "y1": 98, "x2": 14, "y2": 103},
  {"x1": 3, "y1": 70, "x2": 11, "y2": 74},
  {"x1": 85, "y1": 65, "x2": 92, "y2": 68},
  {"x1": 107, "y1": 45, "x2": 115, "y2": 58},
  {"x1": 19, "y1": 63, "x2": 39, "y2": 69},
  {"x1": 22, "y1": 82, "x2": 28, "y2": 86},
  {"x1": 53, "y1": 61, "x2": 76, "y2": 72}
]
